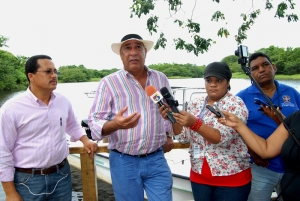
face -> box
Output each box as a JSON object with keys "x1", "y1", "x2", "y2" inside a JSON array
[
  {"x1": 28, "y1": 59, "x2": 58, "y2": 92},
  {"x1": 205, "y1": 76, "x2": 229, "y2": 102},
  {"x1": 120, "y1": 40, "x2": 147, "y2": 74},
  {"x1": 250, "y1": 56, "x2": 276, "y2": 86}
]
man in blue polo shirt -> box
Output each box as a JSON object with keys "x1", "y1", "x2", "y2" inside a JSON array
[{"x1": 237, "y1": 52, "x2": 300, "y2": 201}]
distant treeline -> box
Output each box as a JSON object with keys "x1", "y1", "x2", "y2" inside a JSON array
[{"x1": 1, "y1": 45, "x2": 300, "y2": 91}]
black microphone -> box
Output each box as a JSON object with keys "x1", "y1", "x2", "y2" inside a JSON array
[
  {"x1": 145, "y1": 86, "x2": 176, "y2": 124},
  {"x1": 160, "y1": 87, "x2": 180, "y2": 113}
]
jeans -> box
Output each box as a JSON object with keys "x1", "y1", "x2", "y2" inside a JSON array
[
  {"x1": 248, "y1": 163, "x2": 284, "y2": 201},
  {"x1": 191, "y1": 181, "x2": 251, "y2": 201},
  {"x1": 14, "y1": 160, "x2": 72, "y2": 201},
  {"x1": 109, "y1": 147, "x2": 173, "y2": 201}
]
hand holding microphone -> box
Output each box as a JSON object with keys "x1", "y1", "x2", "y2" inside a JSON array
[
  {"x1": 145, "y1": 86, "x2": 176, "y2": 124},
  {"x1": 160, "y1": 87, "x2": 179, "y2": 113}
]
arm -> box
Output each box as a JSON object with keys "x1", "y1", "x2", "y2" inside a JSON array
[
  {"x1": 101, "y1": 106, "x2": 140, "y2": 136},
  {"x1": 79, "y1": 135, "x2": 98, "y2": 158},
  {"x1": 173, "y1": 110, "x2": 221, "y2": 144},
  {"x1": 219, "y1": 111, "x2": 289, "y2": 158},
  {"x1": 2, "y1": 181, "x2": 22, "y2": 201}
]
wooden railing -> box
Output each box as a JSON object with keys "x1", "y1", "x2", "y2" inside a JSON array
[{"x1": 68, "y1": 142, "x2": 190, "y2": 201}]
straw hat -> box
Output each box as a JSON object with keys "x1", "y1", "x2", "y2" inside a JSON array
[{"x1": 111, "y1": 34, "x2": 154, "y2": 55}]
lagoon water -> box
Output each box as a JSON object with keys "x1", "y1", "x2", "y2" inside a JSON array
[{"x1": 1, "y1": 78, "x2": 300, "y2": 120}]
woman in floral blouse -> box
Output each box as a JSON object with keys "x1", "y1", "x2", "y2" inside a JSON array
[{"x1": 165, "y1": 62, "x2": 251, "y2": 201}]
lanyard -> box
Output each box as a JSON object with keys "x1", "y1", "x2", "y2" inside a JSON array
[{"x1": 198, "y1": 96, "x2": 209, "y2": 120}]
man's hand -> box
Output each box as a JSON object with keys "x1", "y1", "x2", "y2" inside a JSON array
[
  {"x1": 260, "y1": 105, "x2": 285, "y2": 125},
  {"x1": 80, "y1": 135, "x2": 98, "y2": 158},
  {"x1": 2, "y1": 181, "x2": 23, "y2": 201},
  {"x1": 249, "y1": 148, "x2": 269, "y2": 167},
  {"x1": 163, "y1": 136, "x2": 174, "y2": 153},
  {"x1": 113, "y1": 106, "x2": 141, "y2": 129}
]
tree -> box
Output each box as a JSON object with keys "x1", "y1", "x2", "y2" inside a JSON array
[
  {"x1": 0, "y1": 35, "x2": 9, "y2": 48},
  {"x1": 130, "y1": 0, "x2": 298, "y2": 56},
  {"x1": 0, "y1": 50, "x2": 19, "y2": 90}
]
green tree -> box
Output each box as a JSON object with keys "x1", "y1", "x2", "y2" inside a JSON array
[
  {"x1": 0, "y1": 50, "x2": 19, "y2": 90},
  {"x1": 130, "y1": 0, "x2": 298, "y2": 56},
  {"x1": 222, "y1": 55, "x2": 242, "y2": 73},
  {"x1": 0, "y1": 35, "x2": 9, "y2": 48}
]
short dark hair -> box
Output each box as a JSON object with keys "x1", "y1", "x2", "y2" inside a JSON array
[
  {"x1": 25, "y1": 55, "x2": 52, "y2": 82},
  {"x1": 248, "y1": 52, "x2": 272, "y2": 67}
]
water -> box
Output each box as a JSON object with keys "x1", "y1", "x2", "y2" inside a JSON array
[{"x1": 1, "y1": 78, "x2": 300, "y2": 120}]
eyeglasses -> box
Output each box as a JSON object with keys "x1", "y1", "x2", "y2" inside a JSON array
[{"x1": 36, "y1": 69, "x2": 59, "y2": 75}]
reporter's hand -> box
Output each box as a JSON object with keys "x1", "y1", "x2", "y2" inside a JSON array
[
  {"x1": 218, "y1": 110, "x2": 242, "y2": 129},
  {"x1": 172, "y1": 111, "x2": 197, "y2": 127},
  {"x1": 158, "y1": 104, "x2": 171, "y2": 120}
]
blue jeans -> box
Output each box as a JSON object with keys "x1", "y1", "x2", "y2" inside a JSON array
[
  {"x1": 191, "y1": 181, "x2": 251, "y2": 201},
  {"x1": 14, "y1": 160, "x2": 72, "y2": 201},
  {"x1": 248, "y1": 164, "x2": 284, "y2": 201},
  {"x1": 109, "y1": 148, "x2": 173, "y2": 201}
]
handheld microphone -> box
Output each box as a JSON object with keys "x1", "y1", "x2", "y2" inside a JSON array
[
  {"x1": 160, "y1": 87, "x2": 180, "y2": 113},
  {"x1": 145, "y1": 86, "x2": 176, "y2": 124}
]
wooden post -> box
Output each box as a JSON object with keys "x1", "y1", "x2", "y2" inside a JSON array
[{"x1": 80, "y1": 152, "x2": 98, "y2": 201}]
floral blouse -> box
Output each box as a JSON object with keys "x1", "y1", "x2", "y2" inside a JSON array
[{"x1": 176, "y1": 92, "x2": 250, "y2": 176}]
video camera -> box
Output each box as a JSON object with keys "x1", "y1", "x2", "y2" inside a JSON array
[{"x1": 235, "y1": 45, "x2": 249, "y2": 66}]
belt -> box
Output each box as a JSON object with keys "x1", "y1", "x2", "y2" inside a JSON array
[
  {"x1": 111, "y1": 148, "x2": 161, "y2": 158},
  {"x1": 15, "y1": 158, "x2": 67, "y2": 175}
]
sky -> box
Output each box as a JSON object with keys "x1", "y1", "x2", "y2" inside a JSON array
[{"x1": 1, "y1": 0, "x2": 300, "y2": 70}]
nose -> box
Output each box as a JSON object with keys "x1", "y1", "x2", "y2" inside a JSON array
[
  {"x1": 258, "y1": 65, "x2": 265, "y2": 73},
  {"x1": 128, "y1": 48, "x2": 138, "y2": 56}
]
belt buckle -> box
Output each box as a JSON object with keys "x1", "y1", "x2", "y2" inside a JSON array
[{"x1": 40, "y1": 169, "x2": 45, "y2": 175}]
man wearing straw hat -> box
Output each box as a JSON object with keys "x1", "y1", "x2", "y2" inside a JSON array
[{"x1": 88, "y1": 34, "x2": 176, "y2": 201}]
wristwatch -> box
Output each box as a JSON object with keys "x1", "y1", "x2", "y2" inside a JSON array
[{"x1": 166, "y1": 132, "x2": 173, "y2": 138}]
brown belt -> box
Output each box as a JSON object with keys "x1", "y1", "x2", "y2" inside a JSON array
[{"x1": 15, "y1": 158, "x2": 67, "y2": 175}]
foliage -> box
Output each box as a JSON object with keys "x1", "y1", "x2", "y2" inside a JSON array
[
  {"x1": 149, "y1": 63, "x2": 205, "y2": 78},
  {"x1": 223, "y1": 46, "x2": 300, "y2": 76},
  {"x1": 0, "y1": 50, "x2": 28, "y2": 91},
  {"x1": 129, "y1": 0, "x2": 298, "y2": 56},
  {"x1": 1, "y1": 43, "x2": 300, "y2": 92},
  {"x1": 0, "y1": 35, "x2": 9, "y2": 48}
]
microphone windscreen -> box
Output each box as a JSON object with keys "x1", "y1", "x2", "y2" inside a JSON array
[
  {"x1": 145, "y1": 86, "x2": 157, "y2": 97},
  {"x1": 160, "y1": 87, "x2": 171, "y2": 98}
]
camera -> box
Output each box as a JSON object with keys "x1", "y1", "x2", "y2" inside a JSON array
[{"x1": 235, "y1": 45, "x2": 249, "y2": 66}]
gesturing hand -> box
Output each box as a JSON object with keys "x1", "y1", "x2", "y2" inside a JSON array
[{"x1": 113, "y1": 106, "x2": 141, "y2": 129}]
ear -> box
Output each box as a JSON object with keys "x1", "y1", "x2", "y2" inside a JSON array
[
  {"x1": 28, "y1": 73, "x2": 34, "y2": 82},
  {"x1": 272, "y1": 64, "x2": 277, "y2": 73}
]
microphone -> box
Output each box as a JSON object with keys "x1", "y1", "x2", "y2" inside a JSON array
[
  {"x1": 160, "y1": 87, "x2": 180, "y2": 113},
  {"x1": 145, "y1": 86, "x2": 176, "y2": 124}
]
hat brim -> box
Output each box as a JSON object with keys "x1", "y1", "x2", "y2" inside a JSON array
[
  {"x1": 111, "y1": 38, "x2": 154, "y2": 55},
  {"x1": 204, "y1": 73, "x2": 226, "y2": 80}
]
